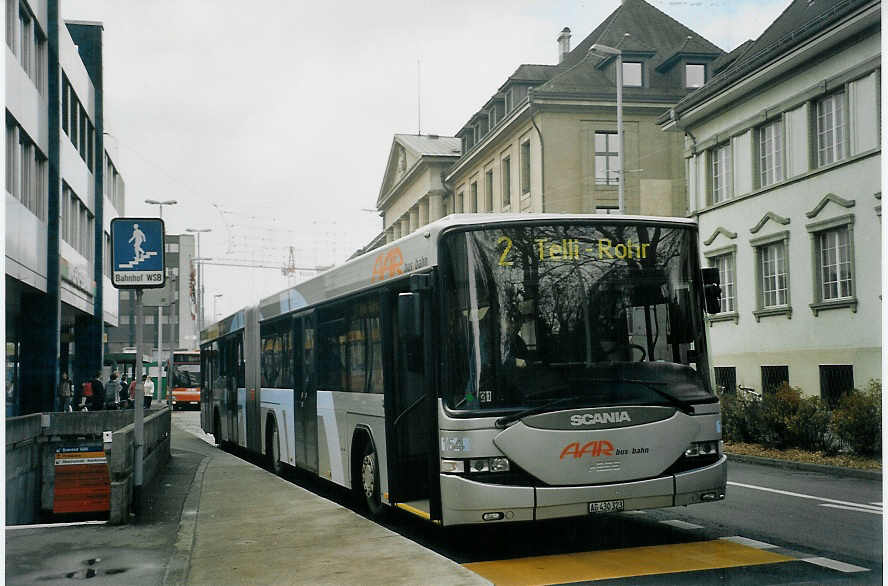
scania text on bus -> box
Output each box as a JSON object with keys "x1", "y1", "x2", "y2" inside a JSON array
[{"x1": 200, "y1": 214, "x2": 726, "y2": 526}]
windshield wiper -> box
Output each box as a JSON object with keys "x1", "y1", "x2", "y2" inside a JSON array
[
  {"x1": 618, "y1": 378, "x2": 695, "y2": 414},
  {"x1": 495, "y1": 395, "x2": 581, "y2": 429}
]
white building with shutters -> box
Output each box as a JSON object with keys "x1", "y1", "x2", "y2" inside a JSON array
[{"x1": 660, "y1": 0, "x2": 880, "y2": 402}]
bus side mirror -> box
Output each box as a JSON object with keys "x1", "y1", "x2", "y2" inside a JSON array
[
  {"x1": 398, "y1": 292, "x2": 422, "y2": 342},
  {"x1": 701, "y1": 268, "x2": 721, "y2": 314}
]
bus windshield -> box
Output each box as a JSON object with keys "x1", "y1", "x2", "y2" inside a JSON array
[
  {"x1": 173, "y1": 353, "x2": 201, "y2": 388},
  {"x1": 441, "y1": 222, "x2": 715, "y2": 413}
]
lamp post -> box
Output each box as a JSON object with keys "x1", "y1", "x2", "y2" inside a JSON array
[
  {"x1": 145, "y1": 199, "x2": 177, "y2": 404},
  {"x1": 185, "y1": 228, "x2": 212, "y2": 335},
  {"x1": 589, "y1": 44, "x2": 624, "y2": 213}
]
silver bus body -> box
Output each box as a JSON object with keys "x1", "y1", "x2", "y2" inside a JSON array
[{"x1": 201, "y1": 214, "x2": 727, "y2": 526}]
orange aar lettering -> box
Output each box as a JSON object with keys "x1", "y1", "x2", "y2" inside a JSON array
[
  {"x1": 371, "y1": 248, "x2": 405, "y2": 282},
  {"x1": 559, "y1": 440, "x2": 614, "y2": 459}
]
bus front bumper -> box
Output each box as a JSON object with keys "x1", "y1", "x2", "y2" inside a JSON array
[{"x1": 439, "y1": 455, "x2": 726, "y2": 526}]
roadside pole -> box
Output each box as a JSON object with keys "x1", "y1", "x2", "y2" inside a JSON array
[
  {"x1": 111, "y1": 217, "x2": 165, "y2": 519},
  {"x1": 133, "y1": 289, "x2": 145, "y2": 514}
]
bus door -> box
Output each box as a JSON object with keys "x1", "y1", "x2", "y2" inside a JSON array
[
  {"x1": 225, "y1": 335, "x2": 243, "y2": 445},
  {"x1": 291, "y1": 314, "x2": 318, "y2": 473},
  {"x1": 385, "y1": 286, "x2": 434, "y2": 504}
]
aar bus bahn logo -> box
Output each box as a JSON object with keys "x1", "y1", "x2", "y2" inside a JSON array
[
  {"x1": 560, "y1": 440, "x2": 614, "y2": 459},
  {"x1": 371, "y1": 247, "x2": 404, "y2": 282}
]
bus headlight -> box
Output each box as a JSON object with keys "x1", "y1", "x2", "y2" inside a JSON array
[
  {"x1": 441, "y1": 457, "x2": 510, "y2": 474},
  {"x1": 441, "y1": 459, "x2": 465, "y2": 473},
  {"x1": 685, "y1": 441, "x2": 719, "y2": 457}
]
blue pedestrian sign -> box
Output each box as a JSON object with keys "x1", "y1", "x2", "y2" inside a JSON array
[{"x1": 110, "y1": 218, "x2": 166, "y2": 289}]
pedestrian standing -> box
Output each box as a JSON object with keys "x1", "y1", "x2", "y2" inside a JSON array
[
  {"x1": 58, "y1": 372, "x2": 73, "y2": 412},
  {"x1": 118, "y1": 375, "x2": 131, "y2": 408},
  {"x1": 105, "y1": 372, "x2": 122, "y2": 410},
  {"x1": 143, "y1": 374, "x2": 155, "y2": 409},
  {"x1": 89, "y1": 372, "x2": 105, "y2": 411}
]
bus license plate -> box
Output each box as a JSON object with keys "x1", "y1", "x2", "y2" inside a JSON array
[{"x1": 589, "y1": 500, "x2": 624, "y2": 513}]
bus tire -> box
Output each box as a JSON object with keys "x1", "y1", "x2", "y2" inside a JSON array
[
  {"x1": 359, "y1": 441, "x2": 386, "y2": 520},
  {"x1": 266, "y1": 418, "x2": 283, "y2": 476}
]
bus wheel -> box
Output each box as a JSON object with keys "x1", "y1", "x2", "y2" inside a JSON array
[
  {"x1": 267, "y1": 420, "x2": 283, "y2": 476},
  {"x1": 360, "y1": 442, "x2": 386, "y2": 520}
]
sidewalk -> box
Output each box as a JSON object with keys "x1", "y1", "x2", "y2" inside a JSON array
[{"x1": 6, "y1": 419, "x2": 489, "y2": 585}]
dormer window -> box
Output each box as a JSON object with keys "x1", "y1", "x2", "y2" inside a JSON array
[
  {"x1": 505, "y1": 90, "x2": 513, "y2": 113},
  {"x1": 622, "y1": 62, "x2": 642, "y2": 87},
  {"x1": 685, "y1": 64, "x2": 705, "y2": 88}
]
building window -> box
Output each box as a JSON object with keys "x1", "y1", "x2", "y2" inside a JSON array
[
  {"x1": 6, "y1": 0, "x2": 15, "y2": 52},
  {"x1": 520, "y1": 140, "x2": 531, "y2": 195},
  {"x1": 761, "y1": 365, "x2": 789, "y2": 395},
  {"x1": 685, "y1": 64, "x2": 705, "y2": 88},
  {"x1": 710, "y1": 252, "x2": 736, "y2": 313},
  {"x1": 622, "y1": 61, "x2": 642, "y2": 87},
  {"x1": 34, "y1": 27, "x2": 46, "y2": 94},
  {"x1": 759, "y1": 240, "x2": 788, "y2": 308},
  {"x1": 816, "y1": 91, "x2": 846, "y2": 167},
  {"x1": 594, "y1": 131, "x2": 619, "y2": 185},
  {"x1": 711, "y1": 142, "x2": 732, "y2": 203},
  {"x1": 818, "y1": 226, "x2": 852, "y2": 301},
  {"x1": 456, "y1": 192, "x2": 464, "y2": 213},
  {"x1": 819, "y1": 365, "x2": 853, "y2": 408},
  {"x1": 470, "y1": 181, "x2": 478, "y2": 212},
  {"x1": 484, "y1": 170, "x2": 493, "y2": 212},
  {"x1": 502, "y1": 157, "x2": 511, "y2": 207},
  {"x1": 807, "y1": 215, "x2": 857, "y2": 316},
  {"x1": 758, "y1": 117, "x2": 784, "y2": 187},
  {"x1": 504, "y1": 89, "x2": 513, "y2": 113},
  {"x1": 104, "y1": 233, "x2": 111, "y2": 277},
  {"x1": 5, "y1": 119, "x2": 15, "y2": 196},
  {"x1": 62, "y1": 77, "x2": 70, "y2": 136},
  {"x1": 18, "y1": 7, "x2": 31, "y2": 78},
  {"x1": 165, "y1": 242, "x2": 180, "y2": 253},
  {"x1": 714, "y1": 366, "x2": 737, "y2": 394}
]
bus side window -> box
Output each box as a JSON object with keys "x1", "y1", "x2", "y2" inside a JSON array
[{"x1": 303, "y1": 324, "x2": 314, "y2": 393}]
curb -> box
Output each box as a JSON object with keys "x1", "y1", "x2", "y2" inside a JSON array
[
  {"x1": 725, "y1": 452, "x2": 882, "y2": 480},
  {"x1": 163, "y1": 450, "x2": 211, "y2": 585}
]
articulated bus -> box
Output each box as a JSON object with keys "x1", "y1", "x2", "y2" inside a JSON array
[
  {"x1": 171, "y1": 350, "x2": 201, "y2": 410},
  {"x1": 200, "y1": 214, "x2": 726, "y2": 526}
]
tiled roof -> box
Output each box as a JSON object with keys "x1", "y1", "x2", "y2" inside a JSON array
[
  {"x1": 711, "y1": 39, "x2": 755, "y2": 75},
  {"x1": 506, "y1": 64, "x2": 560, "y2": 83},
  {"x1": 395, "y1": 134, "x2": 461, "y2": 157},
  {"x1": 670, "y1": 0, "x2": 874, "y2": 117},
  {"x1": 536, "y1": 0, "x2": 722, "y2": 97}
]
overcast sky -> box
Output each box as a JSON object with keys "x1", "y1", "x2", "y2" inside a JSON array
[{"x1": 62, "y1": 0, "x2": 791, "y2": 319}]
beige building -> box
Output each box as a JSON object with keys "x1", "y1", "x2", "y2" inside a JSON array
[
  {"x1": 445, "y1": 0, "x2": 723, "y2": 220},
  {"x1": 377, "y1": 134, "x2": 461, "y2": 244}
]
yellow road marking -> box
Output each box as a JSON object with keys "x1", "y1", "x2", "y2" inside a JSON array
[{"x1": 463, "y1": 540, "x2": 794, "y2": 585}]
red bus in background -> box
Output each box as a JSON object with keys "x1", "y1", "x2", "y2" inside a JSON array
[{"x1": 171, "y1": 350, "x2": 201, "y2": 410}]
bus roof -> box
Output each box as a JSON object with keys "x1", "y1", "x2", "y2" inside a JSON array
[{"x1": 202, "y1": 213, "x2": 698, "y2": 341}]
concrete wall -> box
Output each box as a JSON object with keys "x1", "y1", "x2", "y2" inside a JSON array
[
  {"x1": 6, "y1": 414, "x2": 44, "y2": 525},
  {"x1": 6, "y1": 408, "x2": 171, "y2": 525}
]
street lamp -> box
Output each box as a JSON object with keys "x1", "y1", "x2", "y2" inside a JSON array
[
  {"x1": 185, "y1": 228, "x2": 212, "y2": 334},
  {"x1": 589, "y1": 43, "x2": 624, "y2": 213},
  {"x1": 144, "y1": 199, "x2": 178, "y2": 218},
  {"x1": 144, "y1": 199, "x2": 177, "y2": 405}
]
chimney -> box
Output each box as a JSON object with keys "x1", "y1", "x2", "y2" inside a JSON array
[{"x1": 557, "y1": 27, "x2": 571, "y2": 63}]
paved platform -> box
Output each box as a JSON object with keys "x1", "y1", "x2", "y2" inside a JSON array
[{"x1": 5, "y1": 419, "x2": 489, "y2": 585}]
